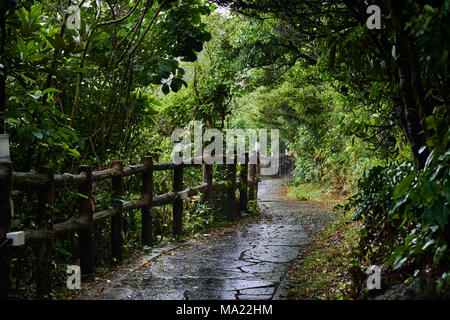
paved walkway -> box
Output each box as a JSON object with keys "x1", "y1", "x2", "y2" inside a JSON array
[{"x1": 79, "y1": 176, "x2": 331, "y2": 300}]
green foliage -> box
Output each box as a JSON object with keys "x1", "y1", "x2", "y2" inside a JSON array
[
  {"x1": 158, "y1": 13, "x2": 251, "y2": 131},
  {"x1": 340, "y1": 161, "x2": 415, "y2": 264},
  {"x1": 2, "y1": 1, "x2": 215, "y2": 170},
  {"x1": 235, "y1": 61, "x2": 384, "y2": 191},
  {"x1": 184, "y1": 201, "x2": 214, "y2": 235},
  {"x1": 213, "y1": 0, "x2": 449, "y2": 294},
  {"x1": 3, "y1": 0, "x2": 449, "y2": 299},
  {"x1": 341, "y1": 142, "x2": 450, "y2": 292},
  {"x1": 285, "y1": 182, "x2": 325, "y2": 201},
  {"x1": 292, "y1": 158, "x2": 320, "y2": 184},
  {"x1": 388, "y1": 145, "x2": 450, "y2": 290}
]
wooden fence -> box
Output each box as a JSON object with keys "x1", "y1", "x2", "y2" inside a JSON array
[{"x1": 0, "y1": 152, "x2": 294, "y2": 299}]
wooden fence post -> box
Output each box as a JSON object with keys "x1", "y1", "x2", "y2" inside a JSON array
[
  {"x1": 288, "y1": 156, "x2": 292, "y2": 173},
  {"x1": 285, "y1": 156, "x2": 288, "y2": 174},
  {"x1": 248, "y1": 150, "x2": 257, "y2": 202},
  {"x1": 35, "y1": 167, "x2": 54, "y2": 299},
  {"x1": 285, "y1": 155, "x2": 287, "y2": 173},
  {"x1": 279, "y1": 155, "x2": 282, "y2": 176},
  {"x1": 141, "y1": 157, "x2": 153, "y2": 245},
  {"x1": 280, "y1": 155, "x2": 284, "y2": 176},
  {"x1": 239, "y1": 152, "x2": 248, "y2": 213},
  {"x1": 78, "y1": 165, "x2": 93, "y2": 278},
  {"x1": 202, "y1": 162, "x2": 213, "y2": 207},
  {"x1": 172, "y1": 164, "x2": 183, "y2": 236},
  {"x1": 111, "y1": 161, "x2": 124, "y2": 263},
  {"x1": 286, "y1": 155, "x2": 288, "y2": 174},
  {"x1": 255, "y1": 151, "x2": 260, "y2": 198},
  {"x1": 279, "y1": 155, "x2": 283, "y2": 177},
  {"x1": 0, "y1": 162, "x2": 12, "y2": 300},
  {"x1": 226, "y1": 155, "x2": 237, "y2": 221}
]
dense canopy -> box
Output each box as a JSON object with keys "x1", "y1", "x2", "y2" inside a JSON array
[{"x1": 0, "y1": 0, "x2": 448, "y2": 299}]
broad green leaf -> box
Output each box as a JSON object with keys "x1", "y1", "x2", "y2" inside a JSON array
[
  {"x1": 90, "y1": 31, "x2": 110, "y2": 41},
  {"x1": 32, "y1": 129, "x2": 43, "y2": 140},
  {"x1": 161, "y1": 83, "x2": 170, "y2": 95},
  {"x1": 393, "y1": 174, "x2": 415, "y2": 199},
  {"x1": 42, "y1": 88, "x2": 62, "y2": 95}
]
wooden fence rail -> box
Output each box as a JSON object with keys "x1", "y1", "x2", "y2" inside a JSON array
[{"x1": 0, "y1": 153, "x2": 294, "y2": 299}]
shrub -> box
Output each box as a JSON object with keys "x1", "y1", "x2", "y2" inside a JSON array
[
  {"x1": 340, "y1": 161, "x2": 414, "y2": 265},
  {"x1": 388, "y1": 147, "x2": 450, "y2": 291}
]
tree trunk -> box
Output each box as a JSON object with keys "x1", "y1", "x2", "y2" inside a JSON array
[{"x1": 389, "y1": 0, "x2": 430, "y2": 169}]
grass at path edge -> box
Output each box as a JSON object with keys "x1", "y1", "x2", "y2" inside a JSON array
[{"x1": 284, "y1": 182, "x2": 360, "y2": 300}]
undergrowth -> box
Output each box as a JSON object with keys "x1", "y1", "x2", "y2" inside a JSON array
[
  {"x1": 287, "y1": 209, "x2": 359, "y2": 300},
  {"x1": 284, "y1": 182, "x2": 358, "y2": 299}
]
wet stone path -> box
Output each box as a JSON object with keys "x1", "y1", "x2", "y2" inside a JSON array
[{"x1": 79, "y1": 176, "x2": 331, "y2": 300}]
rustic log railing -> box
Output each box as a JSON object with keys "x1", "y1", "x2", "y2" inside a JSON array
[{"x1": 0, "y1": 152, "x2": 295, "y2": 299}]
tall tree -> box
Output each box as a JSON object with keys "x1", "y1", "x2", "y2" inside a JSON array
[{"x1": 214, "y1": 0, "x2": 450, "y2": 168}]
